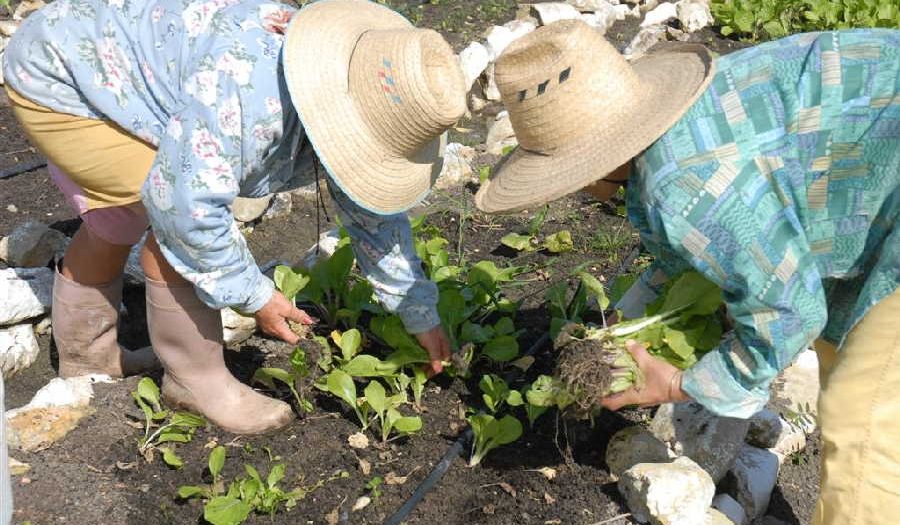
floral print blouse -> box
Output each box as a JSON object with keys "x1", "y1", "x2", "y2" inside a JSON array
[{"x1": 3, "y1": 0, "x2": 440, "y2": 333}]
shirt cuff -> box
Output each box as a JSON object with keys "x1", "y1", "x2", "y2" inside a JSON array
[
  {"x1": 681, "y1": 340, "x2": 770, "y2": 419},
  {"x1": 397, "y1": 303, "x2": 441, "y2": 335},
  {"x1": 236, "y1": 271, "x2": 275, "y2": 314}
]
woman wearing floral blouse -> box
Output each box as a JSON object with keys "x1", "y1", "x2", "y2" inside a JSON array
[
  {"x1": 3, "y1": 0, "x2": 465, "y2": 434},
  {"x1": 477, "y1": 22, "x2": 898, "y2": 524}
]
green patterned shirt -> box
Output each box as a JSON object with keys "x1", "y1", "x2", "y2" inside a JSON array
[{"x1": 624, "y1": 29, "x2": 899, "y2": 418}]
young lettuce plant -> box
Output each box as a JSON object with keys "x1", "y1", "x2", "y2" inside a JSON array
[
  {"x1": 253, "y1": 346, "x2": 315, "y2": 413},
  {"x1": 500, "y1": 206, "x2": 574, "y2": 254},
  {"x1": 553, "y1": 271, "x2": 724, "y2": 415},
  {"x1": 479, "y1": 374, "x2": 523, "y2": 415},
  {"x1": 131, "y1": 377, "x2": 205, "y2": 467},
  {"x1": 364, "y1": 380, "x2": 422, "y2": 442},
  {"x1": 467, "y1": 414, "x2": 523, "y2": 467}
]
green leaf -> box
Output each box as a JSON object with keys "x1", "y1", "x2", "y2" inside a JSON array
[
  {"x1": 460, "y1": 322, "x2": 494, "y2": 344},
  {"x1": 527, "y1": 205, "x2": 550, "y2": 236},
  {"x1": 325, "y1": 369, "x2": 358, "y2": 408},
  {"x1": 392, "y1": 414, "x2": 422, "y2": 433},
  {"x1": 659, "y1": 271, "x2": 721, "y2": 317},
  {"x1": 209, "y1": 446, "x2": 226, "y2": 478},
  {"x1": 495, "y1": 415, "x2": 523, "y2": 445},
  {"x1": 266, "y1": 463, "x2": 286, "y2": 489},
  {"x1": 501, "y1": 232, "x2": 536, "y2": 252},
  {"x1": 157, "y1": 432, "x2": 192, "y2": 444},
  {"x1": 136, "y1": 377, "x2": 161, "y2": 409},
  {"x1": 493, "y1": 317, "x2": 515, "y2": 336},
  {"x1": 203, "y1": 496, "x2": 252, "y2": 525},
  {"x1": 542, "y1": 230, "x2": 574, "y2": 253},
  {"x1": 663, "y1": 326, "x2": 695, "y2": 359},
  {"x1": 177, "y1": 485, "x2": 207, "y2": 499},
  {"x1": 338, "y1": 329, "x2": 363, "y2": 361},
  {"x1": 579, "y1": 272, "x2": 610, "y2": 311},
  {"x1": 609, "y1": 273, "x2": 638, "y2": 305},
  {"x1": 131, "y1": 392, "x2": 154, "y2": 424},
  {"x1": 343, "y1": 355, "x2": 393, "y2": 377},
  {"x1": 162, "y1": 447, "x2": 184, "y2": 468},
  {"x1": 483, "y1": 335, "x2": 520, "y2": 362},
  {"x1": 506, "y1": 390, "x2": 524, "y2": 407},
  {"x1": 437, "y1": 288, "x2": 467, "y2": 336},
  {"x1": 169, "y1": 412, "x2": 206, "y2": 428},
  {"x1": 273, "y1": 266, "x2": 309, "y2": 302},
  {"x1": 364, "y1": 380, "x2": 389, "y2": 414},
  {"x1": 479, "y1": 374, "x2": 509, "y2": 413},
  {"x1": 478, "y1": 165, "x2": 492, "y2": 184}
]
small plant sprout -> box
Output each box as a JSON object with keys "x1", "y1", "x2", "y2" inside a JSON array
[
  {"x1": 478, "y1": 374, "x2": 523, "y2": 414},
  {"x1": 131, "y1": 377, "x2": 205, "y2": 467},
  {"x1": 365, "y1": 476, "x2": 384, "y2": 499},
  {"x1": 500, "y1": 205, "x2": 573, "y2": 253},
  {"x1": 467, "y1": 414, "x2": 523, "y2": 467},
  {"x1": 253, "y1": 346, "x2": 314, "y2": 413},
  {"x1": 323, "y1": 368, "x2": 370, "y2": 430},
  {"x1": 364, "y1": 380, "x2": 422, "y2": 442}
]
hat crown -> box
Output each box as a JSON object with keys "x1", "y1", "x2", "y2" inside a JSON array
[
  {"x1": 350, "y1": 28, "x2": 467, "y2": 157},
  {"x1": 495, "y1": 20, "x2": 642, "y2": 153}
]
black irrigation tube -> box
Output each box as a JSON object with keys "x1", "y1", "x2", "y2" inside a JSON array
[
  {"x1": 382, "y1": 332, "x2": 551, "y2": 525},
  {"x1": 0, "y1": 158, "x2": 47, "y2": 180}
]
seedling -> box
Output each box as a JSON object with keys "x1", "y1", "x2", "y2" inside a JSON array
[
  {"x1": 365, "y1": 476, "x2": 384, "y2": 499},
  {"x1": 131, "y1": 377, "x2": 205, "y2": 467},
  {"x1": 253, "y1": 346, "x2": 315, "y2": 413},
  {"x1": 500, "y1": 205, "x2": 574, "y2": 254},
  {"x1": 478, "y1": 374, "x2": 523, "y2": 415},
  {"x1": 467, "y1": 414, "x2": 523, "y2": 467},
  {"x1": 364, "y1": 380, "x2": 422, "y2": 442}
]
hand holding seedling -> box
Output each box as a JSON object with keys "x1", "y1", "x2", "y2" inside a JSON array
[
  {"x1": 255, "y1": 290, "x2": 316, "y2": 344},
  {"x1": 600, "y1": 340, "x2": 691, "y2": 411},
  {"x1": 415, "y1": 325, "x2": 452, "y2": 376}
]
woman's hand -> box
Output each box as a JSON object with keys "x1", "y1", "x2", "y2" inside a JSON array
[
  {"x1": 254, "y1": 290, "x2": 316, "y2": 344},
  {"x1": 415, "y1": 325, "x2": 452, "y2": 377},
  {"x1": 601, "y1": 340, "x2": 691, "y2": 410}
]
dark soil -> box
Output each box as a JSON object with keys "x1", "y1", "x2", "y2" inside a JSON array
[{"x1": 1, "y1": 4, "x2": 815, "y2": 525}]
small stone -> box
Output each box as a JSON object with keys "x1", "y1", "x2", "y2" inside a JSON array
[
  {"x1": 624, "y1": 24, "x2": 668, "y2": 59},
  {"x1": 0, "y1": 267, "x2": 54, "y2": 326},
  {"x1": 12, "y1": 0, "x2": 45, "y2": 20},
  {"x1": 6, "y1": 405, "x2": 95, "y2": 452},
  {"x1": 481, "y1": 63, "x2": 502, "y2": 101},
  {"x1": 532, "y1": 2, "x2": 581, "y2": 25},
  {"x1": 712, "y1": 493, "x2": 747, "y2": 525},
  {"x1": 6, "y1": 205, "x2": 17, "y2": 213},
  {"x1": 232, "y1": 195, "x2": 274, "y2": 223},
  {"x1": 580, "y1": 4, "x2": 618, "y2": 34},
  {"x1": 303, "y1": 228, "x2": 343, "y2": 269},
  {"x1": 533, "y1": 467, "x2": 557, "y2": 480},
  {"x1": 747, "y1": 409, "x2": 782, "y2": 449},
  {"x1": 613, "y1": 3, "x2": 632, "y2": 19},
  {"x1": 723, "y1": 446, "x2": 780, "y2": 521},
  {"x1": 468, "y1": 83, "x2": 490, "y2": 113},
  {"x1": 484, "y1": 20, "x2": 536, "y2": 60},
  {"x1": 641, "y1": 1, "x2": 677, "y2": 26},
  {"x1": 358, "y1": 458, "x2": 371, "y2": 476},
  {"x1": 677, "y1": 0, "x2": 714, "y2": 32},
  {"x1": 485, "y1": 111, "x2": 517, "y2": 155},
  {"x1": 619, "y1": 456, "x2": 715, "y2": 525},
  {"x1": 348, "y1": 432, "x2": 369, "y2": 449},
  {"x1": 33, "y1": 316, "x2": 51, "y2": 336},
  {"x1": 0, "y1": 323, "x2": 40, "y2": 379},
  {"x1": 567, "y1": 0, "x2": 618, "y2": 12},
  {"x1": 0, "y1": 220, "x2": 68, "y2": 268},
  {"x1": 667, "y1": 26, "x2": 690, "y2": 41},
  {"x1": 263, "y1": 193, "x2": 292, "y2": 220},
  {"x1": 9, "y1": 376, "x2": 97, "y2": 413},
  {"x1": 771, "y1": 349, "x2": 820, "y2": 421},
  {"x1": 8, "y1": 456, "x2": 29, "y2": 476},
  {"x1": 221, "y1": 308, "x2": 257, "y2": 346},
  {"x1": 351, "y1": 496, "x2": 371, "y2": 512},
  {"x1": 458, "y1": 42, "x2": 491, "y2": 91},
  {"x1": 435, "y1": 143, "x2": 476, "y2": 189},
  {"x1": 0, "y1": 20, "x2": 19, "y2": 37},
  {"x1": 650, "y1": 402, "x2": 750, "y2": 483},
  {"x1": 605, "y1": 426, "x2": 672, "y2": 479},
  {"x1": 706, "y1": 508, "x2": 735, "y2": 525}
]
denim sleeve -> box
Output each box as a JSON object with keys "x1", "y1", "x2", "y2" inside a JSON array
[{"x1": 328, "y1": 183, "x2": 440, "y2": 334}]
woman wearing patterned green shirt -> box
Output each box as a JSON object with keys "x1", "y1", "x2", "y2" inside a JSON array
[{"x1": 477, "y1": 22, "x2": 898, "y2": 524}]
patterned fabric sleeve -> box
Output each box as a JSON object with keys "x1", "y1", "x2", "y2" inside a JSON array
[
  {"x1": 328, "y1": 184, "x2": 440, "y2": 334},
  {"x1": 141, "y1": 44, "x2": 286, "y2": 313},
  {"x1": 639, "y1": 158, "x2": 829, "y2": 418}
]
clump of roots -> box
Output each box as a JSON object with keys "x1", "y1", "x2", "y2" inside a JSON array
[{"x1": 554, "y1": 323, "x2": 642, "y2": 417}]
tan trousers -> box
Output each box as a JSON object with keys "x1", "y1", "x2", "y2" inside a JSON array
[{"x1": 813, "y1": 288, "x2": 900, "y2": 524}]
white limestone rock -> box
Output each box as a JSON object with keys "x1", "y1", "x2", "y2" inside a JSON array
[
  {"x1": 567, "y1": 0, "x2": 620, "y2": 11},
  {"x1": 222, "y1": 308, "x2": 257, "y2": 346},
  {"x1": 772, "y1": 348, "x2": 820, "y2": 422},
  {"x1": 712, "y1": 493, "x2": 747, "y2": 525},
  {"x1": 624, "y1": 24, "x2": 668, "y2": 59},
  {"x1": 0, "y1": 221, "x2": 68, "y2": 268},
  {"x1": 532, "y1": 2, "x2": 581, "y2": 25},
  {"x1": 12, "y1": 0, "x2": 45, "y2": 21},
  {"x1": 650, "y1": 402, "x2": 750, "y2": 483},
  {"x1": 0, "y1": 267, "x2": 53, "y2": 326},
  {"x1": 436, "y1": 143, "x2": 476, "y2": 189},
  {"x1": 0, "y1": 21, "x2": 19, "y2": 38},
  {"x1": 619, "y1": 456, "x2": 715, "y2": 525},
  {"x1": 458, "y1": 42, "x2": 491, "y2": 92},
  {"x1": 677, "y1": 0, "x2": 714, "y2": 32},
  {"x1": 485, "y1": 111, "x2": 518, "y2": 156},
  {"x1": 580, "y1": 1, "x2": 619, "y2": 33},
  {"x1": 233, "y1": 195, "x2": 274, "y2": 223},
  {"x1": 605, "y1": 426, "x2": 673, "y2": 478},
  {"x1": 641, "y1": 1, "x2": 677, "y2": 27},
  {"x1": 303, "y1": 228, "x2": 343, "y2": 269},
  {"x1": 724, "y1": 446, "x2": 780, "y2": 520},
  {"x1": 263, "y1": 193, "x2": 293, "y2": 220},
  {"x1": 0, "y1": 324, "x2": 40, "y2": 379}
]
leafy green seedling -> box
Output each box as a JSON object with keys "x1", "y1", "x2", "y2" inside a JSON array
[
  {"x1": 365, "y1": 476, "x2": 384, "y2": 499},
  {"x1": 479, "y1": 374, "x2": 524, "y2": 415},
  {"x1": 323, "y1": 368, "x2": 370, "y2": 429},
  {"x1": 467, "y1": 414, "x2": 523, "y2": 467},
  {"x1": 253, "y1": 346, "x2": 314, "y2": 413},
  {"x1": 364, "y1": 380, "x2": 422, "y2": 442},
  {"x1": 131, "y1": 377, "x2": 205, "y2": 467}
]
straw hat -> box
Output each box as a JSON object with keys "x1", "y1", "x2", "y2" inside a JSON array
[
  {"x1": 475, "y1": 20, "x2": 715, "y2": 214},
  {"x1": 284, "y1": 0, "x2": 467, "y2": 214}
]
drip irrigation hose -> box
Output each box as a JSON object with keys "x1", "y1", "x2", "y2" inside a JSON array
[
  {"x1": 0, "y1": 158, "x2": 47, "y2": 180},
  {"x1": 382, "y1": 332, "x2": 551, "y2": 525}
]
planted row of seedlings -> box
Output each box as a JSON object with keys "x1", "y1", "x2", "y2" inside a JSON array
[{"x1": 126, "y1": 213, "x2": 727, "y2": 525}]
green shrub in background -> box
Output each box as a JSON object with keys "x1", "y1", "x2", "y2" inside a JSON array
[{"x1": 711, "y1": 0, "x2": 900, "y2": 41}]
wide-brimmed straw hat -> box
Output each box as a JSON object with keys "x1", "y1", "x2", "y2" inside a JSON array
[
  {"x1": 475, "y1": 20, "x2": 715, "y2": 214},
  {"x1": 284, "y1": 0, "x2": 467, "y2": 214}
]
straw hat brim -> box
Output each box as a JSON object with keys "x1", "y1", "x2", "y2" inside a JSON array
[
  {"x1": 283, "y1": 0, "x2": 443, "y2": 215},
  {"x1": 475, "y1": 43, "x2": 716, "y2": 214}
]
